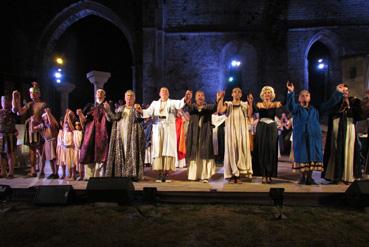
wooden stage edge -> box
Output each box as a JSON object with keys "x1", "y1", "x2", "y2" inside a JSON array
[{"x1": 2, "y1": 161, "x2": 365, "y2": 206}]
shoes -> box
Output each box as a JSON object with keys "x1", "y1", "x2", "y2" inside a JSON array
[
  {"x1": 27, "y1": 173, "x2": 37, "y2": 178},
  {"x1": 6, "y1": 174, "x2": 14, "y2": 179},
  {"x1": 46, "y1": 174, "x2": 55, "y2": 179},
  {"x1": 38, "y1": 173, "x2": 45, "y2": 179}
]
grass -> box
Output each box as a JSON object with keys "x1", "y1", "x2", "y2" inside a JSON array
[{"x1": 1, "y1": 203, "x2": 369, "y2": 247}]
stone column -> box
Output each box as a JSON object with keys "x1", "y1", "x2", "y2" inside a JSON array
[
  {"x1": 86, "y1": 71, "x2": 111, "y2": 100},
  {"x1": 55, "y1": 82, "x2": 75, "y2": 114},
  {"x1": 131, "y1": 66, "x2": 136, "y2": 91}
]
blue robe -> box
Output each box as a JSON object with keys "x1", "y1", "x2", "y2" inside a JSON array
[{"x1": 287, "y1": 91, "x2": 342, "y2": 164}]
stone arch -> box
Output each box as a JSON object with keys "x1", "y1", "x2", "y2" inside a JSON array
[
  {"x1": 304, "y1": 29, "x2": 343, "y2": 90},
  {"x1": 35, "y1": 0, "x2": 137, "y2": 104},
  {"x1": 219, "y1": 40, "x2": 258, "y2": 96}
]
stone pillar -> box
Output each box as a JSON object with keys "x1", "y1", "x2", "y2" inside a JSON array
[
  {"x1": 86, "y1": 71, "x2": 111, "y2": 100},
  {"x1": 131, "y1": 66, "x2": 136, "y2": 91},
  {"x1": 55, "y1": 82, "x2": 75, "y2": 114}
]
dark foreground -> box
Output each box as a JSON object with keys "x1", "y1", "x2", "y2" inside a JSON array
[{"x1": 1, "y1": 203, "x2": 369, "y2": 247}]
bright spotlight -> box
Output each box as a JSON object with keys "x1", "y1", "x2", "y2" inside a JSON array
[
  {"x1": 57, "y1": 68, "x2": 62, "y2": 72},
  {"x1": 317, "y1": 63, "x2": 326, "y2": 70},
  {"x1": 228, "y1": 77, "x2": 234, "y2": 82},
  {"x1": 56, "y1": 57, "x2": 64, "y2": 65},
  {"x1": 318, "y1": 58, "x2": 323, "y2": 63},
  {"x1": 231, "y1": 60, "x2": 241, "y2": 67},
  {"x1": 54, "y1": 72, "x2": 62, "y2": 78},
  {"x1": 56, "y1": 79, "x2": 61, "y2": 83}
]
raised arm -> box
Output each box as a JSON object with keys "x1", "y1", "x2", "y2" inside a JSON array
[
  {"x1": 286, "y1": 82, "x2": 298, "y2": 114},
  {"x1": 217, "y1": 91, "x2": 227, "y2": 113},
  {"x1": 45, "y1": 108, "x2": 59, "y2": 129},
  {"x1": 103, "y1": 102, "x2": 122, "y2": 122},
  {"x1": 320, "y1": 84, "x2": 344, "y2": 114},
  {"x1": 12, "y1": 91, "x2": 29, "y2": 116}
]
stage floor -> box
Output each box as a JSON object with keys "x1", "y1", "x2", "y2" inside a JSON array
[{"x1": 0, "y1": 158, "x2": 351, "y2": 193}]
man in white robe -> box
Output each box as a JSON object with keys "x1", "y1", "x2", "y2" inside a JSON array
[{"x1": 137, "y1": 87, "x2": 192, "y2": 182}]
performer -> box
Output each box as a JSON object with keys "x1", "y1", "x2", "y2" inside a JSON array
[
  {"x1": 186, "y1": 90, "x2": 218, "y2": 182},
  {"x1": 217, "y1": 87, "x2": 253, "y2": 183},
  {"x1": 137, "y1": 87, "x2": 192, "y2": 182},
  {"x1": 286, "y1": 82, "x2": 344, "y2": 185},
  {"x1": 56, "y1": 118, "x2": 64, "y2": 178},
  {"x1": 0, "y1": 95, "x2": 18, "y2": 178},
  {"x1": 252, "y1": 86, "x2": 282, "y2": 184},
  {"x1": 62, "y1": 109, "x2": 76, "y2": 179},
  {"x1": 323, "y1": 84, "x2": 363, "y2": 183},
  {"x1": 175, "y1": 109, "x2": 189, "y2": 168},
  {"x1": 73, "y1": 122, "x2": 83, "y2": 180},
  {"x1": 12, "y1": 82, "x2": 46, "y2": 177},
  {"x1": 104, "y1": 90, "x2": 145, "y2": 180},
  {"x1": 77, "y1": 89, "x2": 110, "y2": 179},
  {"x1": 34, "y1": 108, "x2": 59, "y2": 179}
]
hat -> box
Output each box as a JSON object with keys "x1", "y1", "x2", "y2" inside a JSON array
[{"x1": 29, "y1": 81, "x2": 40, "y2": 93}]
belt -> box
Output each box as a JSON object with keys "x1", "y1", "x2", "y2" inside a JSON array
[{"x1": 158, "y1": 116, "x2": 166, "y2": 119}]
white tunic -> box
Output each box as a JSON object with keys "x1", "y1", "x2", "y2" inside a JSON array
[{"x1": 142, "y1": 98, "x2": 185, "y2": 159}]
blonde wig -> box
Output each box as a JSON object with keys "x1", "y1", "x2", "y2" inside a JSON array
[{"x1": 259, "y1": 86, "x2": 276, "y2": 101}]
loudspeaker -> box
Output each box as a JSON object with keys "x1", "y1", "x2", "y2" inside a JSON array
[
  {"x1": 34, "y1": 185, "x2": 74, "y2": 206},
  {"x1": 0, "y1": 185, "x2": 12, "y2": 201},
  {"x1": 86, "y1": 177, "x2": 135, "y2": 203},
  {"x1": 345, "y1": 180, "x2": 369, "y2": 207}
]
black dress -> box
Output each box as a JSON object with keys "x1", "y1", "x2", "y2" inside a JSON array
[{"x1": 253, "y1": 107, "x2": 279, "y2": 177}]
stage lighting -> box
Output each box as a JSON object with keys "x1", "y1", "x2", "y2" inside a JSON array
[
  {"x1": 269, "y1": 188, "x2": 287, "y2": 219},
  {"x1": 54, "y1": 72, "x2": 62, "y2": 78},
  {"x1": 0, "y1": 185, "x2": 12, "y2": 201},
  {"x1": 56, "y1": 57, "x2": 64, "y2": 65},
  {"x1": 317, "y1": 58, "x2": 327, "y2": 70},
  {"x1": 53, "y1": 69, "x2": 63, "y2": 83},
  {"x1": 231, "y1": 60, "x2": 241, "y2": 68},
  {"x1": 228, "y1": 77, "x2": 234, "y2": 82}
]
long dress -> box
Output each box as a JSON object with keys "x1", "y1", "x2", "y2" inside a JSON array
[
  {"x1": 79, "y1": 103, "x2": 109, "y2": 164},
  {"x1": 223, "y1": 101, "x2": 253, "y2": 179},
  {"x1": 142, "y1": 98, "x2": 185, "y2": 172},
  {"x1": 323, "y1": 96, "x2": 363, "y2": 182},
  {"x1": 253, "y1": 102, "x2": 281, "y2": 178},
  {"x1": 176, "y1": 116, "x2": 187, "y2": 168},
  {"x1": 73, "y1": 130, "x2": 83, "y2": 169},
  {"x1": 212, "y1": 113, "x2": 226, "y2": 164},
  {"x1": 62, "y1": 131, "x2": 74, "y2": 169},
  {"x1": 186, "y1": 103, "x2": 217, "y2": 180},
  {"x1": 106, "y1": 106, "x2": 145, "y2": 179},
  {"x1": 286, "y1": 92, "x2": 324, "y2": 172}
]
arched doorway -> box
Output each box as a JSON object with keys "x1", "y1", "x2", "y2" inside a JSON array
[
  {"x1": 220, "y1": 40, "x2": 258, "y2": 101},
  {"x1": 53, "y1": 15, "x2": 133, "y2": 115},
  {"x1": 35, "y1": 0, "x2": 136, "y2": 117},
  {"x1": 307, "y1": 41, "x2": 331, "y2": 107}
]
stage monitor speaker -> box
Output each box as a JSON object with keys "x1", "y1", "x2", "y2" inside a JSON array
[
  {"x1": 345, "y1": 180, "x2": 369, "y2": 207},
  {"x1": 86, "y1": 177, "x2": 135, "y2": 203},
  {"x1": 0, "y1": 185, "x2": 12, "y2": 201},
  {"x1": 33, "y1": 185, "x2": 74, "y2": 206}
]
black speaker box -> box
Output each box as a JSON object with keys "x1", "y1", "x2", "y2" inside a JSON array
[
  {"x1": 34, "y1": 185, "x2": 74, "y2": 206},
  {"x1": 345, "y1": 180, "x2": 369, "y2": 207},
  {"x1": 86, "y1": 177, "x2": 135, "y2": 203}
]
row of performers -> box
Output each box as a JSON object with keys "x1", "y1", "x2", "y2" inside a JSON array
[{"x1": 0, "y1": 81, "x2": 368, "y2": 185}]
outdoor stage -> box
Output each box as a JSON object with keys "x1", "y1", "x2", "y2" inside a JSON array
[{"x1": 0, "y1": 159, "x2": 350, "y2": 196}]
